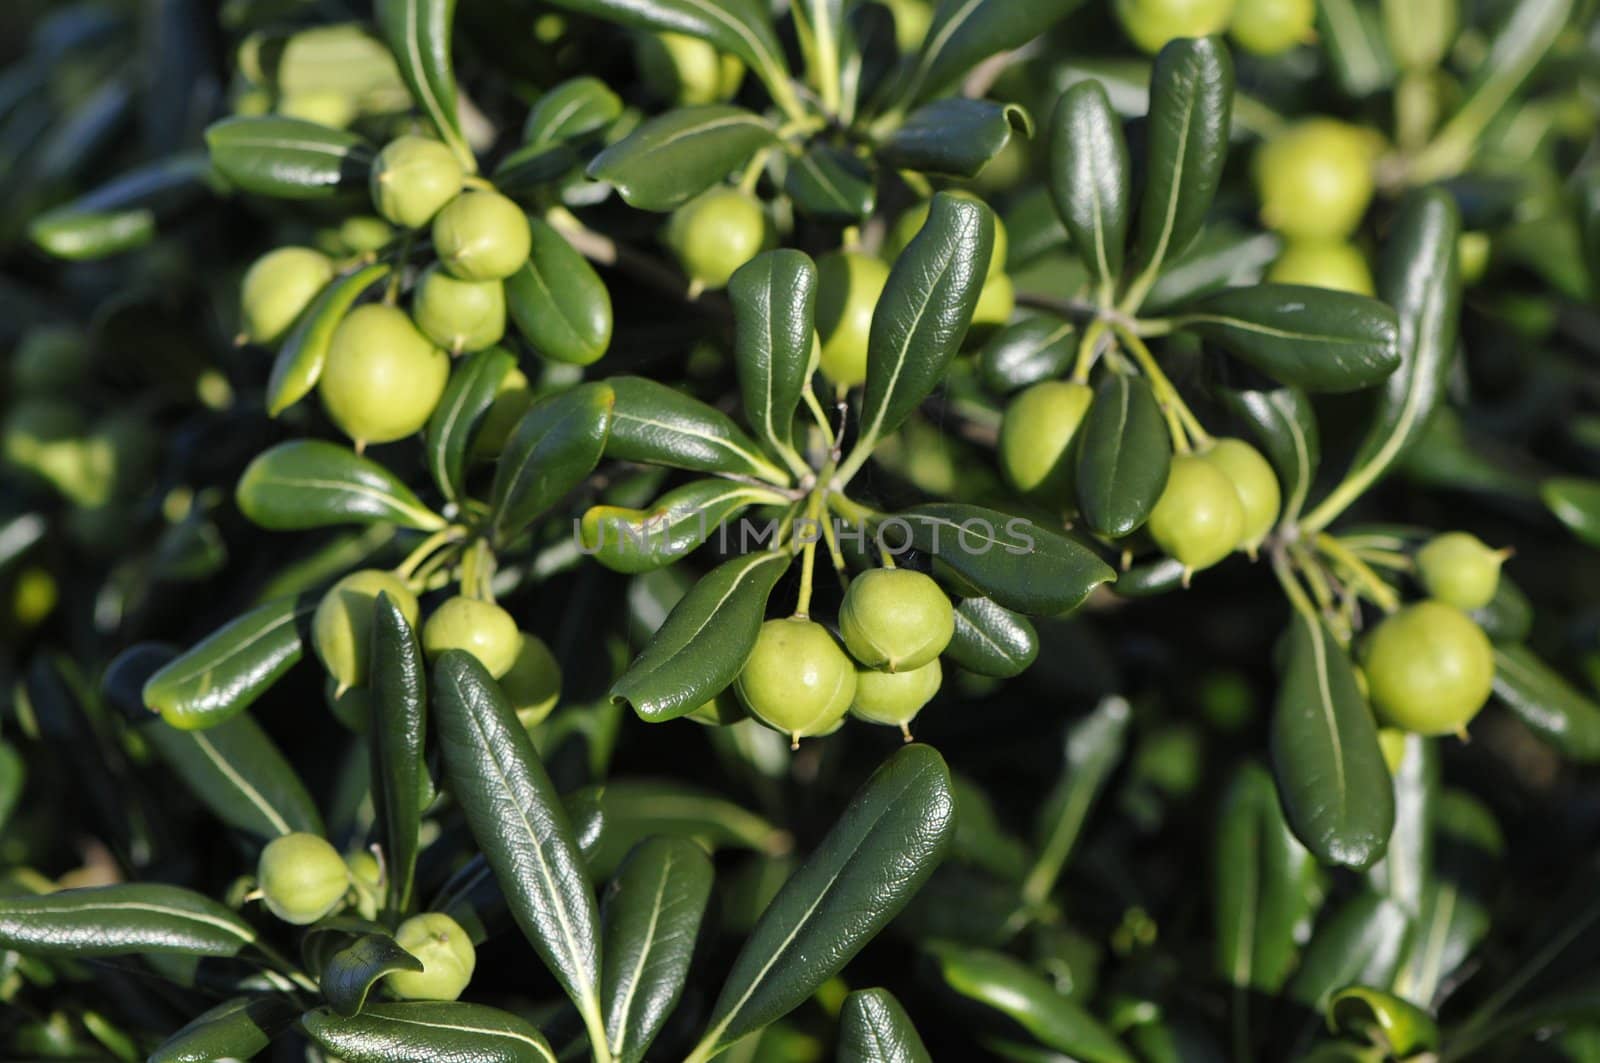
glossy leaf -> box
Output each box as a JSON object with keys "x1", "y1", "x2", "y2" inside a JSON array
[
  {"x1": 899, "y1": 504, "x2": 1117, "y2": 616},
  {"x1": 1048, "y1": 80, "x2": 1130, "y2": 295},
  {"x1": 143, "y1": 713, "x2": 322, "y2": 840},
  {"x1": 1076, "y1": 373, "x2": 1171, "y2": 537},
  {"x1": 1543, "y1": 478, "x2": 1600, "y2": 550},
  {"x1": 1270, "y1": 611, "x2": 1395, "y2": 870},
  {"x1": 374, "y1": 0, "x2": 473, "y2": 170},
  {"x1": 1219, "y1": 384, "x2": 1320, "y2": 524},
  {"x1": 506, "y1": 218, "x2": 614, "y2": 366},
  {"x1": 425, "y1": 346, "x2": 517, "y2": 503},
  {"x1": 266, "y1": 262, "x2": 391, "y2": 417},
  {"x1": 489, "y1": 382, "x2": 616, "y2": 545},
  {"x1": 1492, "y1": 645, "x2": 1600, "y2": 762},
  {"x1": 28, "y1": 153, "x2": 209, "y2": 261},
  {"x1": 1395, "y1": 789, "x2": 1502, "y2": 1005},
  {"x1": 142, "y1": 595, "x2": 314, "y2": 730},
  {"x1": 610, "y1": 551, "x2": 790, "y2": 721},
  {"x1": 302, "y1": 1002, "x2": 556, "y2": 1062},
  {"x1": 206, "y1": 115, "x2": 374, "y2": 199},
  {"x1": 838, "y1": 988, "x2": 932, "y2": 1063},
  {"x1": 692, "y1": 745, "x2": 956, "y2": 1056},
  {"x1": 944, "y1": 597, "x2": 1038, "y2": 678},
  {"x1": 879, "y1": 98, "x2": 1030, "y2": 179},
  {"x1": 433, "y1": 653, "x2": 604, "y2": 1035},
  {"x1": 977, "y1": 316, "x2": 1076, "y2": 393},
  {"x1": 1287, "y1": 893, "x2": 1412, "y2": 1010},
  {"x1": 1179, "y1": 285, "x2": 1400, "y2": 393},
  {"x1": 1141, "y1": 226, "x2": 1281, "y2": 314},
  {"x1": 898, "y1": 0, "x2": 1087, "y2": 103},
  {"x1": 148, "y1": 996, "x2": 298, "y2": 1063},
  {"x1": 238, "y1": 440, "x2": 445, "y2": 532},
  {"x1": 730, "y1": 249, "x2": 817, "y2": 462},
  {"x1": 1366, "y1": 733, "x2": 1436, "y2": 915},
  {"x1": 601, "y1": 838, "x2": 715, "y2": 1063},
  {"x1": 785, "y1": 144, "x2": 875, "y2": 220},
  {"x1": 580, "y1": 479, "x2": 785, "y2": 575},
  {"x1": 371, "y1": 594, "x2": 427, "y2": 913},
  {"x1": 1329, "y1": 986, "x2": 1438, "y2": 1055},
  {"x1": 574, "y1": 779, "x2": 787, "y2": 878},
  {"x1": 606, "y1": 376, "x2": 790, "y2": 483},
  {"x1": 323, "y1": 932, "x2": 423, "y2": 1018},
  {"x1": 523, "y1": 76, "x2": 622, "y2": 146},
  {"x1": 0, "y1": 884, "x2": 256, "y2": 957},
  {"x1": 587, "y1": 105, "x2": 775, "y2": 211}
]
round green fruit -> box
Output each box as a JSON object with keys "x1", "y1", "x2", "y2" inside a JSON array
[
  {"x1": 852, "y1": 658, "x2": 942, "y2": 729},
  {"x1": 276, "y1": 90, "x2": 356, "y2": 129},
  {"x1": 239, "y1": 247, "x2": 334, "y2": 345},
  {"x1": 636, "y1": 31, "x2": 744, "y2": 105},
  {"x1": 1416, "y1": 532, "x2": 1505, "y2": 611},
  {"x1": 735, "y1": 618, "x2": 857, "y2": 743},
  {"x1": 370, "y1": 136, "x2": 464, "y2": 229},
  {"x1": 1267, "y1": 240, "x2": 1375, "y2": 295},
  {"x1": 1257, "y1": 120, "x2": 1377, "y2": 240},
  {"x1": 1229, "y1": 0, "x2": 1314, "y2": 55},
  {"x1": 1115, "y1": 0, "x2": 1237, "y2": 54},
  {"x1": 1458, "y1": 232, "x2": 1490, "y2": 285},
  {"x1": 501, "y1": 632, "x2": 563, "y2": 728},
  {"x1": 972, "y1": 272, "x2": 1015, "y2": 327},
  {"x1": 1198, "y1": 438, "x2": 1280, "y2": 552},
  {"x1": 411, "y1": 265, "x2": 506, "y2": 353},
  {"x1": 386, "y1": 913, "x2": 476, "y2": 1001},
  {"x1": 839, "y1": 568, "x2": 955, "y2": 673},
  {"x1": 1148, "y1": 453, "x2": 1246, "y2": 575},
  {"x1": 339, "y1": 216, "x2": 395, "y2": 255},
  {"x1": 319, "y1": 304, "x2": 450, "y2": 446},
  {"x1": 667, "y1": 188, "x2": 770, "y2": 292},
  {"x1": 422, "y1": 597, "x2": 521, "y2": 679},
  {"x1": 257, "y1": 833, "x2": 349, "y2": 925},
  {"x1": 433, "y1": 191, "x2": 532, "y2": 282},
  {"x1": 882, "y1": 0, "x2": 933, "y2": 51},
  {"x1": 1363, "y1": 601, "x2": 1495, "y2": 736},
  {"x1": 815, "y1": 251, "x2": 889, "y2": 387},
  {"x1": 312, "y1": 569, "x2": 420, "y2": 693},
  {"x1": 999, "y1": 380, "x2": 1094, "y2": 507}
]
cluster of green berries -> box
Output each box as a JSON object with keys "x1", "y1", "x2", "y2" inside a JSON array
[
  {"x1": 1256, "y1": 118, "x2": 1382, "y2": 295},
  {"x1": 1115, "y1": 0, "x2": 1316, "y2": 57},
  {"x1": 732, "y1": 569, "x2": 956, "y2": 745}
]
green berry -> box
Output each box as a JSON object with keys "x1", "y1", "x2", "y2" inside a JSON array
[
  {"x1": 1458, "y1": 232, "x2": 1490, "y2": 285},
  {"x1": 1148, "y1": 453, "x2": 1245, "y2": 575},
  {"x1": 1229, "y1": 0, "x2": 1314, "y2": 55},
  {"x1": 735, "y1": 618, "x2": 857, "y2": 744},
  {"x1": 635, "y1": 31, "x2": 745, "y2": 105},
  {"x1": 815, "y1": 251, "x2": 889, "y2": 387},
  {"x1": 339, "y1": 216, "x2": 395, "y2": 255},
  {"x1": 432, "y1": 192, "x2": 532, "y2": 282},
  {"x1": 1199, "y1": 438, "x2": 1280, "y2": 553},
  {"x1": 257, "y1": 833, "x2": 349, "y2": 925},
  {"x1": 1115, "y1": 0, "x2": 1237, "y2": 54},
  {"x1": 1257, "y1": 120, "x2": 1377, "y2": 241},
  {"x1": 852, "y1": 658, "x2": 942, "y2": 730},
  {"x1": 386, "y1": 913, "x2": 476, "y2": 1001},
  {"x1": 319, "y1": 304, "x2": 450, "y2": 447},
  {"x1": 1416, "y1": 532, "x2": 1506, "y2": 611},
  {"x1": 240, "y1": 247, "x2": 334, "y2": 345},
  {"x1": 1363, "y1": 601, "x2": 1495, "y2": 736},
  {"x1": 422, "y1": 597, "x2": 521, "y2": 679},
  {"x1": 411, "y1": 265, "x2": 506, "y2": 354},
  {"x1": 972, "y1": 272, "x2": 1015, "y2": 328},
  {"x1": 501, "y1": 632, "x2": 562, "y2": 728},
  {"x1": 999, "y1": 380, "x2": 1094, "y2": 507},
  {"x1": 312, "y1": 570, "x2": 420, "y2": 693},
  {"x1": 276, "y1": 90, "x2": 357, "y2": 129},
  {"x1": 1267, "y1": 240, "x2": 1375, "y2": 295},
  {"x1": 666, "y1": 188, "x2": 771, "y2": 292},
  {"x1": 370, "y1": 136, "x2": 464, "y2": 229},
  {"x1": 882, "y1": 0, "x2": 933, "y2": 51},
  {"x1": 839, "y1": 568, "x2": 955, "y2": 673}
]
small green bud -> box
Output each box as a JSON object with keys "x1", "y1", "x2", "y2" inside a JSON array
[{"x1": 386, "y1": 913, "x2": 476, "y2": 1001}]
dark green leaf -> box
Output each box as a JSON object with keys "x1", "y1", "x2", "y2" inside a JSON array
[
  {"x1": 28, "y1": 154, "x2": 209, "y2": 261},
  {"x1": 489, "y1": 382, "x2": 615, "y2": 545},
  {"x1": 1076, "y1": 373, "x2": 1171, "y2": 537},
  {"x1": 1471, "y1": 574, "x2": 1533, "y2": 644},
  {"x1": 606, "y1": 376, "x2": 790, "y2": 483},
  {"x1": 374, "y1": 0, "x2": 473, "y2": 170},
  {"x1": 1366, "y1": 733, "x2": 1436, "y2": 915},
  {"x1": 1048, "y1": 80, "x2": 1130, "y2": 295},
  {"x1": 838, "y1": 988, "x2": 932, "y2": 1063},
  {"x1": 587, "y1": 106, "x2": 775, "y2": 211},
  {"x1": 0, "y1": 741, "x2": 22, "y2": 835},
  {"x1": 1219, "y1": 384, "x2": 1320, "y2": 523},
  {"x1": 580, "y1": 479, "x2": 786, "y2": 575},
  {"x1": 1327, "y1": 986, "x2": 1438, "y2": 1056},
  {"x1": 238, "y1": 440, "x2": 445, "y2": 532},
  {"x1": 1179, "y1": 284, "x2": 1400, "y2": 392},
  {"x1": 523, "y1": 76, "x2": 623, "y2": 146},
  {"x1": 601, "y1": 838, "x2": 715, "y2": 1063},
  {"x1": 944, "y1": 597, "x2": 1038, "y2": 678},
  {"x1": 143, "y1": 713, "x2": 322, "y2": 840},
  {"x1": 425, "y1": 346, "x2": 517, "y2": 504},
  {"x1": 148, "y1": 996, "x2": 298, "y2": 1063},
  {"x1": 1141, "y1": 225, "x2": 1280, "y2": 314},
  {"x1": 898, "y1": 0, "x2": 1088, "y2": 103},
  {"x1": 1270, "y1": 611, "x2": 1395, "y2": 870},
  {"x1": 323, "y1": 933, "x2": 423, "y2": 1018},
  {"x1": 1395, "y1": 789, "x2": 1502, "y2": 1005},
  {"x1": 1024, "y1": 696, "x2": 1130, "y2": 905},
  {"x1": 575, "y1": 780, "x2": 787, "y2": 879},
  {"x1": 899, "y1": 503, "x2": 1116, "y2": 616},
  {"x1": 142, "y1": 595, "x2": 314, "y2": 730},
  {"x1": 1543, "y1": 478, "x2": 1600, "y2": 550},
  {"x1": 206, "y1": 115, "x2": 374, "y2": 199},
  {"x1": 611, "y1": 551, "x2": 790, "y2": 721},
  {"x1": 978, "y1": 316, "x2": 1076, "y2": 393},
  {"x1": 1114, "y1": 557, "x2": 1188, "y2": 598},
  {"x1": 785, "y1": 144, "x2": 875, "y2": 221},
  {"x1": 730, "y1": 249, "x2": 817, "y2": 463},
  {"x1": 1579, "y1": 168, "x2": 1600, "y2": 295},
  {"x1": 1287, "y1": 893, "x2": 1411, "y2": 1010},
  {"x1": 506, "y1": 218, "x2": 613, "y2": 366},
  {"x1": 302, "y1": 1002, "x2": 556, "y2": 1062},
  {"x1": 0, "y1": 884, "x2": 256, "y2": 957},
  {"x1": 266, "y1": 262, "x2": 391, "y2": 417},
  {"x1": 691, "y1": 745, "x2": 956, "y2": 1056},
  {"x1": 370, "y1": 594, "x2": 426, "y2": 914},
  {"x1": 1492, "y1": 645, "x2": 1600, "y2": 762},
  {"x1": 879, "y1": 98, "x2": 1030, "y2": 179}
]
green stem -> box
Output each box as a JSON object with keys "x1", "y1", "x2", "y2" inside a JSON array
[
  {"x1": 794, "y1": 490, "x2": 826, "y2": 618},
  {"x1": 1315, "y1": 533, "x2": 1400, "y2": 614},
  {"x1": 396, "y1": 526, "x2": 465, "y2": 580},
  {"x1": 1071, "y1": 319, "x2": 1109, "y2": 384},
  {"x1": 1112, "y1": 324, "x2": 1211, "y2": 451}
]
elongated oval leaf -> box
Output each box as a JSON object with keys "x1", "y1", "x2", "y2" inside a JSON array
[
  {"x1": 143, "y1": 713, "x2": 322, "y2": 840},
  {"x1": 575, "y1": 779, "x2": 787, "y2": 878},
  {"x1": 206, "y1": 115, "x2": 374, "y2": 199},
  {"x1": 601, "y1": 837, "x2": 715, "y2": 1063},
  {"x1": 433, "y1": 653, "x2": 604, "y2": 1038},
  {"x1": 1076, "y1": 373, "x2": 1171, "y2": 537},
  {"x1": 899, "y1": 504, "x2": 1116, "y2": 616},
  {"x1": 142, "y1": 595, "x2": 314, "y2": 730},
  {"x1": 28, "y1": 153, "x2": 209, "y2": 261},
  {"x1": 1492, "y1": 645, "x2": 1600, "y2": 762},
  {"x1": 266, "y1": 262, "x2": 390, "y2": 416},
  {"x1": 879, "y1": 98, "x2": 1030, "y2": 179},
  {"x1": 1219, "y1": 384, "x2": 1320, "y2": 524},
  {"x1": 374, "y1": 0, "x2": 473, "y2": 170},
  {"x1": 371, "y1": 594, "x2": 426, "y2": 913},
  {"x1": 692, "y1": 745, "x2": 957, "y2": 1056},
  {"x1": 425, "y1": 346, "x2": 517, "y2": 503},
  {"x1": 606, "y1": 376, "x2": 790, "y2": 483},
  {"x1": 730, "y1": 249, "x2": 817, "y2": 462},
  {"x1": 1287, "y1": 893, "x2": 1411, "y2": 1011},
  {"x1": 489, "y1": 382, "x2": 615, "y2": 545},
  {"x1": 303, "y1": 1002, "x2": 555, "y2": 1063},
  {"x1": 944, "y1": 597, "x2": 1038, "y2": 678},
  {"x1": 1049, "y1": 80, "x2": 1130, "y2": 295},
  {"x1": 978, "y1": 315, "x2": 1076, "y2": 393},
  {"x1": 587, "y1": 106, "x2": 775, "y2": 211},
  {"x1": 1541, "y1": 478, "x2": 1600, "y2": 550},
  {"x1": 1269, "y1": 611, "x2": 1395, "y2": 870},
  {"x1": 898, "y1": 0, "x2": 1085, "y2": 103},
  {"x1": 580, "y1": 479, "x2": 784, "y2": 574},
  {"x1": 1142, "y1": 225, "x2": 1280, "y2": 314},
  {"x1": 523, "y1": 76, "x2": 622, "y2": 147},
  {"x1": 506, "y1": 219, "x2": 613, "y2": 366},
  {"x1": 1179, "y1": 284, "x2": 1400, "y2": 392},
  {"x1": 1396, "y1": 789, "x2": 1502, "y2": 1005},
  {"x1": 323, "y1": 933, "x2": 423, "y2": 1018},
  {"x1": 611, "y1": 551, "x2": 790, "y2": 721},
  {"x1": 149, "y1": 996, "x2": 299, "y2": 1063},
  {"x1": 238, "y1": 440, "x2": 445, "y2": 532},
  {"x1": 0, "y1": 884, "x2": 256, "y2": 957},
  {"x1": 838, "y1": 988, "x2": 932, "y2": 1063},
  {"x1": 785, "y1": 144, "x2": 875, "y2": 221}
]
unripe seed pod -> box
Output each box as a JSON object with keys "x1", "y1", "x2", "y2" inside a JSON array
[
  {"x1": 1363, "y1": 601, "x2": 1494, "y2": 736},
  {"x1": 313, "y1": 570, "x2": 420, "y2": 693},
  {"x1": 635, "y1": 31, "x2": 745, "y2": 105},
  {"x1": 432, "y1": 192, "x2": 532, "y2": 282},
  {"x1": 257, "y1": 833, "x2": 349, "y2": 925},
  {"x1": 370, "y1": 136, "x2": 464, "y2": 229},
  {"x1": 1230, "y1": 0, "x2": 1315, "y2": 55},
  {"x1": 1115, "y1": 0, "x2": 1236, "y2": 54},
  {"x1": 1256, "y1": 120, "x2": 1377, "y2": 241},
  {"x1": 666, "y1": 187, "x2": 771, "y2": 292},
  {"x1": 411, "y1": 265, "x2": 506, "y2": 354},
  {"x1": 840, "y1": 568, "x2": 955, "y2": 673},
  {"x1": 852, "y1": 658, "x2": 942, "y2": 730},
  {"x1": 318, "y1": 304, "x2": 450, "y2": 447},
  {"x1": 422, "y1": 597, "x2": 521, "y2": 679},
  {"x1": 1267, "y1": 241, "x2": 1375, "y2": 295},
  {"x1": 999, "y1": 380, "x2": 1094, "y2": 508},
  {"x1": 1416, "y1": 532, "x2": 1505, "y2": 611},
  {"x1": 501, "y1": 632, "x2": 562, "y2": 728},
  {"x1": 1198, "y1": 438, "x2": 1281, "y2": 553},
  {"x1": 815, "y1": 251, "x2": 889, "y2": 387},
  {"x1": 735, "y1": 618, "x2": 856, "y2": 744},
  {"x1": 240, "y1": 247, "x2": 335, "y2": 345},
  {"x1": 386, "y1": 913, "x2": 476, "y2": 1001},
  {"x1": 1148, "y1": 453, "x2": 1246, "y2": 576}
]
